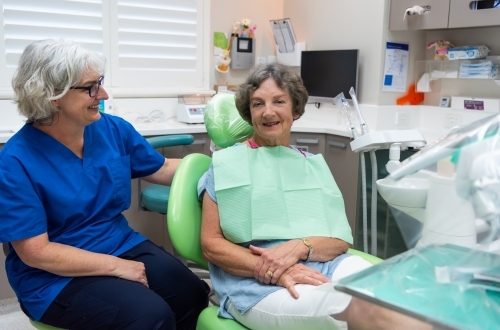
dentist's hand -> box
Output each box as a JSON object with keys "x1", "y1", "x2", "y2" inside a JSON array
[
  {"x1": 250, "y1": 240, "x2": 306, "y2": 285},
  {"x1": 277, "y1": 263, "x2": 330, "y2": 299},
  {"x1": 114, "y1": 259, "x2": 149, "y2": 288}
]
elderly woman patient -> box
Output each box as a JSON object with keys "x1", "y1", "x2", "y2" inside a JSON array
[
  {"x1": 198, "y1": 63, "x2": 431, "y2": 330},
  {"x1": 0, "y1": 39, "x2": 209, "y2": 330}
]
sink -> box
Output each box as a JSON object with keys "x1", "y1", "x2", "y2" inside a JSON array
[
  {"x1": 377, "y1": 175, "x2": 429, "y2": 208},
  {"x1": 376, "y1": 170, "x2": 432, "y2": 222}
]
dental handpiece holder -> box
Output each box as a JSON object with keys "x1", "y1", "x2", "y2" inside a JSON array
[{"x1": 350, "y1": 130, "x2": 426, "y2": 154}]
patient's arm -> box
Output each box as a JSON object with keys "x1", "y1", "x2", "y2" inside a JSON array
[
  {"x1": 250, "y1": 236, "x2": 349, "y2": 284},
  {"x1": 200, "y1": 192, "x2": 261, "y2": 277},
  {"x1": 200, "y1": 193, "x2": 330, "y2": 291}
]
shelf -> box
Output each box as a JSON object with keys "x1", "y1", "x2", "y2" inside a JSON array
[{"x1": 415, "y1": 58, "x2": 500, "y2": 93}]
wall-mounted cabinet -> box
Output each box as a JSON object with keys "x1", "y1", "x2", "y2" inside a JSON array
[
  {"x1": 390, "y1": 0, "x2": 450, "y2": 31},
  {"x1": 449, "y1": 0, "x2": 500, "y2": 28},
  {"x1": 390, "y1": 0, "x2": 500, "y2": 31}
]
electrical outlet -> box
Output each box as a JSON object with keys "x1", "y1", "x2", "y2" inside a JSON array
[
  {"x1": 395, "y1": 112, "x2": 410, "y2": 126},
  {"x1": 257, "y1": 57, "x2": 266, "y2": 65},
  {"x1": 444, "y1": 114, "x2": 462, "y2": 128}
]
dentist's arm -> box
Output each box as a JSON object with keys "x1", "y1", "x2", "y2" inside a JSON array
[
  {"x1": 11, "y1": 233, "x2": 149, "y2": 287},
  {"x1": 142, "y1": 158, "x2": 181, "y2": 186}
]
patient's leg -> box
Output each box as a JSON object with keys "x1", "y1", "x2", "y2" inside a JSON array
[{"x1": 334, "y1": 297, "x2": 432, "y2": 330}]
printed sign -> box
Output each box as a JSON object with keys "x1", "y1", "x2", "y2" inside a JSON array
[{"x1": 464, "y1": 100, "x2": 484, "y2": 110}]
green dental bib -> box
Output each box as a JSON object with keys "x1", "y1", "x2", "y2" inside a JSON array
[{"x1": 213, "y1": 145, "x2": 353, "y2": 244}]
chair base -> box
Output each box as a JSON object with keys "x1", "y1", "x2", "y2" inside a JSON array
[{"x1": 196, "y1": 306, "x2": 248, "y2": 330}]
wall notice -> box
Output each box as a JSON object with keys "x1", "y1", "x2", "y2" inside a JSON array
[{"x1": 382, "y1": 42, "x2": 409, "y2": 92}]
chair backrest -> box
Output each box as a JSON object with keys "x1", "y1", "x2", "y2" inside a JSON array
[
  {"x1": 204, "y1": 93, "x2": 253, "y2": 149},
  {"x1": 167, "y1": 153, "x2": 212, "y2": 269}
]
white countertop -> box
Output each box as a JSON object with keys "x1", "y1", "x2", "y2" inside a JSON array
[{"x1": 1, "y1": 103, "x2": 492, "y2": 145}]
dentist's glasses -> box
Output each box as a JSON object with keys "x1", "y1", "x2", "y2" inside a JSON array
[{"x1": 70, "y1": 76, "x2": 104, "y2": 98}]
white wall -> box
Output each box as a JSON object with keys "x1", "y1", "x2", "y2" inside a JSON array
[{"x1": 283, "y1": 0, "x2": 388, "y2": 106}]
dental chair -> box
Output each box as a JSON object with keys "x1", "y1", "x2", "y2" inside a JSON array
[
  {"x1": 166, "y1": 93, "x2": 382, "y2": 330},
  {"x1": 140, "y1": 134, "x2": 195, "y2": 214},
  {"x1": 140, "y1": 134, "x2": 210, "y2": 278}
]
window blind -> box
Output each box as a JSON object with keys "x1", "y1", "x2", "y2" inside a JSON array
[
  {"x1": 110, "y1": 0, "x2": 205, "y2": 89},
  {"x1": 3, "y1": 0, "x2": 104, "y2": 68},
  {"x1": 0, "y1": 0, "x2": 208, "y2": 94}
]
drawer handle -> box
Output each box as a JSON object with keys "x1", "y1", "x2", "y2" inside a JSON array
[
  {"x1": 328, "y1": 141, "x2": 346, "y2": 148},
  {"x1": 296, "y1": 138, "x2": 319, "y2": 145},
  {"x1": 192, "y1": 139, "x2": 206, "y2": 145}
]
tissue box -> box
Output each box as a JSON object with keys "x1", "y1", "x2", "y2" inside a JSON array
[
  {"x1": 447, "y1": 45, "x2": 490, "y2": 60},
  {"x1": 451, "y1": 96, "x2": 500, "y2": 113}
]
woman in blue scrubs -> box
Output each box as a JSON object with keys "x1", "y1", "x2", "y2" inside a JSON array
[{"x1": 0, "y1": 39, "x2": 210, "y2": 330}]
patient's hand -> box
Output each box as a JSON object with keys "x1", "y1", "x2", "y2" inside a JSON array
[
  {"x1": 250, "y1": 240, "x2": 307, "y2": 285},
  {"x1": 277, "y1": 264, "x2": 330, "y2": 299}
]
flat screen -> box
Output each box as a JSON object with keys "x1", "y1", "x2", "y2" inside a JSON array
[{"x1": 300, "y1": 49, "x2": 359, "y2": 104}]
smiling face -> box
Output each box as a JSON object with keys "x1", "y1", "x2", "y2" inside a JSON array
[
  {"x1": 249, "y1": 78, "x2": 299, "y2": 147},
  {"x1": 51, "y1": 71, "x2": 108, "y2": 129}
]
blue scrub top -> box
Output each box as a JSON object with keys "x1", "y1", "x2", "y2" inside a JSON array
[{"x1": 0, "y1": 113, "x2": 165, "y2": 321}]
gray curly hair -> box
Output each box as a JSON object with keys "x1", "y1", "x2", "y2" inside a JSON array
[
  {"x1": 235, "y1": 62, "x2": 308, "y2": 125},
  {"x1": 11, "y1": 39, "x2": 106, "y2": 125}
]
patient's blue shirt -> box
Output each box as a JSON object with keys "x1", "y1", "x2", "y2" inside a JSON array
[
  {"x1": 0, "y1": 113, "x2": 165, "y2": 321},
  {"x1": 197, "y1": 144, "x2": 350, "y2": 319}
]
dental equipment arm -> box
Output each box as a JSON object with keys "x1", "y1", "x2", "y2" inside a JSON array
[
  {"x1": 337, "y1": 95, "x2": 368, "y2": 253},
  {"x1": 349, "y1": 88, "x2": 379, "y2": 255}
]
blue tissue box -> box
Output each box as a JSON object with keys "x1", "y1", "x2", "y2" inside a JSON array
[{"x1": 447, "y1": 45, "x2": 490, "y2": 60}]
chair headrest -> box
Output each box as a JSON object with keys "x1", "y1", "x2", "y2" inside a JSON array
[{"x1": 204, "y1": 92, "x2": 254, "y2": 148}]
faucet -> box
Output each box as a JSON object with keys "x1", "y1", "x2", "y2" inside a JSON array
[{"x1": 386, "y1": 143, "x2": 402, "y2": 174}]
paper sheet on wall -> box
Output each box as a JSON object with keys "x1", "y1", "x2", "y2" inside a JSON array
[
  {"x1": 213, "y1": 32, "x2": 228, "y2": 55},
  {"x1": 270, "y1": 19, "x2": 296, "y2": 53},
  {"x1": 382, "y1": 42, "x2": 409, "y2": 92}
]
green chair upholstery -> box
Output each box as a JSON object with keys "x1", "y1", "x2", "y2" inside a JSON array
[
  {"x1": 30, "y1": 320, "x2": 65, "y2": 330},
  {"x1": 167, "y1": 153, "x2": 383, "y2": 330},
  {"x1": 347, "y1": 248, "x2": 383, "y2": 265},
  {"x1": 141, "y1": 134, "x2": 194, "y2": 214}
]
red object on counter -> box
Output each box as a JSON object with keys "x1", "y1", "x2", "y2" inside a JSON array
[{"x1": 396, "y1": 83, "x2": 424, "y2": 105}]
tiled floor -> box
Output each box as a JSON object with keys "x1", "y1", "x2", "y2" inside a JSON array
[
  {"x1": 0, "y1": 276, "x2": 213, "y2": 330},
  {"x1": 0, "y1": 298, "x2": 33, "y2": 330}
]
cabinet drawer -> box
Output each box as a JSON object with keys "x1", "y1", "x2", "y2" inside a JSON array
[
  {"x1": 289, "y1": 132, "x2": 326, "y2": 155},
  {"x1": 324, "y1": 135, "x2": 359, "y2": 233},
  {"x1": 449, "y1": 0, "x2": 500, "y2": 28},
  {"x1": 389, "y1": 0, "x2": 450, "y2": 31}
]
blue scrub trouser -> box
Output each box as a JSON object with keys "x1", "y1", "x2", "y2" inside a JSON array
[{"x1": 36, "y1": 240, "x2": 210, "y2": 330}]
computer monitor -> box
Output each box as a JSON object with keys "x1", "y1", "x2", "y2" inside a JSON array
[{"x1": 300, "y1": 49, "x2": 359, "y2": 104}]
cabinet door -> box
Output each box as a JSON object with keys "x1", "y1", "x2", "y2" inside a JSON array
[
  {"x1": 449, "y1": 0, "x2": 500, "y2": 28},
  {"x1": 289, "y1": 132, "x2": 326, "y2": 155},
  {"x1": 183, "y1": 133, "x2": 211, "y2": 156},
  {"x1": 389, "y1": 0, "x2": 450, "y2": 30},
  {"x1": 324, "y1": 135, "x2": 359, "y2": 235},
  {"x1": 150, "y1": 132, "x2": 212, "y2": 159}
]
